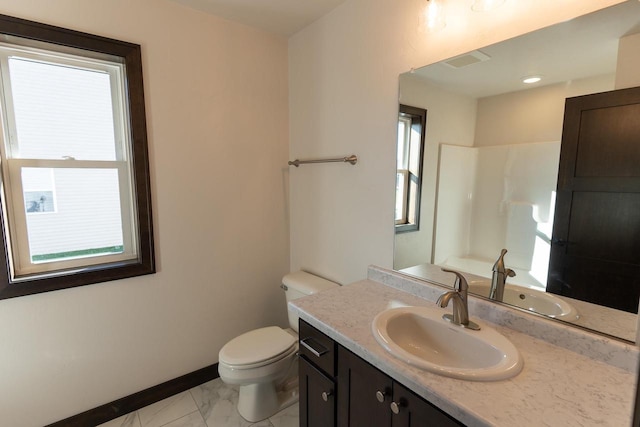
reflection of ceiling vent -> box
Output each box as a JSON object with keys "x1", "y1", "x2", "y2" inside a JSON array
[{"x1": 442, "y1": 50, "x2": 491, "y2": 69}]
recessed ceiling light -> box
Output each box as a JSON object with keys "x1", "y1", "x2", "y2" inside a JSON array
[{"x1": 522, "y1": 76, "x2": 542, "y2": 84}]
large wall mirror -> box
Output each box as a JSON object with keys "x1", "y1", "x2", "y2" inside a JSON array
[{"x1": 394, "y1": 0, "x2": 640, "y2": 343}]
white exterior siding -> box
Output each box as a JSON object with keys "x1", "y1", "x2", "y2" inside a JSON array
[{"x1": 25, "y1": 168, "x2": 123, "y2": 258}]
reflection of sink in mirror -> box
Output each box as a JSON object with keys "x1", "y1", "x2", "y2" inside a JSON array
[
  {"x1": 372, "y1": 306, "x2": 523, "y2": 381},
  {"x1": 468, "y1": 280, "x2": 579, "y2": 322},
  {"x1": 442, "y1": 255, "x2": 545, "y2": 290}
]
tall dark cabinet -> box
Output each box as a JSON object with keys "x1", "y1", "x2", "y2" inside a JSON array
[{"x1": 549, "y1": 85, "x2": 640, "y2": 313}]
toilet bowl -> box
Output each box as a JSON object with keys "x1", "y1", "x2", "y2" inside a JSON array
[
  {"x1": 219, "y1": 327, "x2": 299, "y2": 422},
  {"x1": 218, "y1": 271, "x2": 339, "y2": 422}
]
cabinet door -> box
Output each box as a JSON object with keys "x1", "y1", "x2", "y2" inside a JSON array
[
  {"x1": 391, "y1": 382, "x2": 463, "y2": 427},
  {"x1": 300, "y1": 355, "x2": 336, "y2": 427},
  {"x1": 337, "y1": 345, "x2": 393, "y2": 427}
]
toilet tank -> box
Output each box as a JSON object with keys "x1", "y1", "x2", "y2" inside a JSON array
[{"x1": 282, "y1": 271, "x2": 339, "y2": 332}]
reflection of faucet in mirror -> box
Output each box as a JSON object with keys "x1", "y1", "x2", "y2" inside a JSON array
[
  {"x1": 438, "y1": 268, "x2": 480, "y2": 330},
  {"x1": 490, "y1": 249, "x2": 516, "y2": 302}
]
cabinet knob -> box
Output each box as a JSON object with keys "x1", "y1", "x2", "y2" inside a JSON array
[
  {"x1": 321, "y1": 390, "x2": 333, "y2": 402},
  {"x1": 390, "y1": 400, "x2": 405, "y2": 415},
  {"x1": 376, "y1": 390, "x2": 387, "y2": 403}
]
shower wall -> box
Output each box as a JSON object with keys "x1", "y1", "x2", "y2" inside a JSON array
[{"x1": 435, "y1": 141, "x2": 560, "y2": 287}]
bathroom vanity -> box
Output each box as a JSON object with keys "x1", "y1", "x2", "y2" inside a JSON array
[
  {"x1": 299, "y1": 319, "x2": 461, "y2": 426},
  {"x1": 291, "y1": 266, "x2": 638, "y2": 427}
]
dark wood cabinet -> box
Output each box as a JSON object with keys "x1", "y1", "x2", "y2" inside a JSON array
[
  {"x1": 300, "y1": 355, "x2": 336, "y2": 427},
  {"x1": 299, "y1": 319, "x2": 338, "y2": 427},
  {"x1": 300, "y1": 319, "x2": 464, "y2": 427},
  {"x1": 299, "y1": 318, "x2": 336, "y2": 377},
  {"x1": 337, "y1": 345, "x2": 463, "y2": 427},
  {"x1": 337, "y1": 343, "x2": 393, "y2": 426},
  {"x1": 390, "y1": 381, "x2": 462, "y2": 427}
]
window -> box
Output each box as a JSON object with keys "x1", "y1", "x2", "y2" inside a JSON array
[
  {"x1": 395, "y1": 105, "x2": 426, "y2": 233},
  {"x1": 0, "y1": 14, "x2": 154, "y2": 299}
]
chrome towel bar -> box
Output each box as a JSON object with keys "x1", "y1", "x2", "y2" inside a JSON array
[{"x1": 288, "y1": 154, "x2": 357, "y2": 167}]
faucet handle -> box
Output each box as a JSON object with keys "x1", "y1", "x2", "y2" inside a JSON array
[
  {"x1": 505, "y1": 268, "x2": 516, "y2": 278},
  {"x1": 441, "y1": 268, "x2": 469, "y2": 292}
]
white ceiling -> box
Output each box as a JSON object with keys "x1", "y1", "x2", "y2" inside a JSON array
[
  {"x1": 168, "y1": 0, "x2": 346, "y2": 36},
  {"x1": 412, "y1": 1, "x2": 640, "y2": 98}
]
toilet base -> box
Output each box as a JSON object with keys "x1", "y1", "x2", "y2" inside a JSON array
[{"x1": 237, "y1": 376, "x2": 299, "y2": 422}]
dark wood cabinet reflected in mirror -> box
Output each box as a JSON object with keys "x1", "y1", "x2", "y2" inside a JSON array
[{"x1": 393, "y1": 0, "x2": 640, "y2": 343}]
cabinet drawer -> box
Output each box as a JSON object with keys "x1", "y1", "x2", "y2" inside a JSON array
[{"x1": 299, "y1": 319, "x2": 336, "y2": 377}]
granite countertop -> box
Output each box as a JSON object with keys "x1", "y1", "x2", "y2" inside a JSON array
[{"x1": 289, "y1": 268, "x2": 638, "y2": 427}]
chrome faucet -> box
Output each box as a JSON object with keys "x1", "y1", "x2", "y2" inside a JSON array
[
  {"x1": 490, "y1": 249, "x2": 516, "y2": 302},
  {"x1": 437, "y1": 268, "x2": 480, "y2": 330}
]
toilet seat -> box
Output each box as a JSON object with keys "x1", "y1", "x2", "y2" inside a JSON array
[{"x1": 219, "y1": 326, "x2": 297, "y2": 369}]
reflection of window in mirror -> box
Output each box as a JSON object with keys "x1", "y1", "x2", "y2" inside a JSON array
[{"x1": 395, "y1": 105, "x2": 426, "y2": 233}]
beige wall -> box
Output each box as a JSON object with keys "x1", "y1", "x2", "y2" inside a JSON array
[
  {"x1": 289, "y1": 0, "x2": 626, "y2": 285},
  {"x1": 0, "y1": 1, "x2": 289, "y2": 426},
  {"x1": 616, "y1": 32, "x2": 640, "y2": 89},
  {"x1": 474, "y1": 75, "x2": 615, "y2": 147}
]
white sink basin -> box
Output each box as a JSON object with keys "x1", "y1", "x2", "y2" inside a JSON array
[
  {"x1": 468, "y1": 280, "x2": 579, "y2": 322},
  {"x1": 372, "y1": 306, "x2": 523, "y2": 381}
]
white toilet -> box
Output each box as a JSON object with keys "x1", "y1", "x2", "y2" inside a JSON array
[{"x1": 218, "y1": 271, "x2": 339, "y2": 422}]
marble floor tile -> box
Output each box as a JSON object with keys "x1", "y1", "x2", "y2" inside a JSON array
[
  {"x1": 97, "y1": 412, "x2": 141, "y2": 427},
  {"x1": 189, "y1": 378, "x2": 237, "y2": 422},
  {"x1": 190, "y1": 378, "x2": 273, "y2": 427},
  {"x1": 163, "y1": 411, "x2": 207, "y2": 427},
  {"x1": 98, "y1": 377, "x2": 298, "y2": 427},
  {"x1": 138, "y1": 391, "x2": 199, "y2": 427},
  {"x1": 268, "y1": 403, "x2": 298, "y2": 427}
]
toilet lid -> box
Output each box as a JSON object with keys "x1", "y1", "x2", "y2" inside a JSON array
[{"x1": 219, "y1": 326, "x2": 296, "y2": 366}]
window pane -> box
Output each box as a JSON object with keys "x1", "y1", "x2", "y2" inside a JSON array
[
  {"x1": 23, "y1": 168, "x2": 126, "y2": 263},
  {"x1": 397, "y1": 120, "x2": 406, "y2": 169},
  {"x1": 8, "y1": 57, "x2": 117, "y2": 160},
  {"x1": 408, "y1": 126, "x2": 421, "y2": 174},
  {"x1": 23, "y1": 168, "x2": 56, "y2": 213},
  {"x1": 395, "y1": 171, "x2": 407, "y2": 222},
  {"x1": 397, "y1": 117, "x2": 412, "y2": 169}
]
